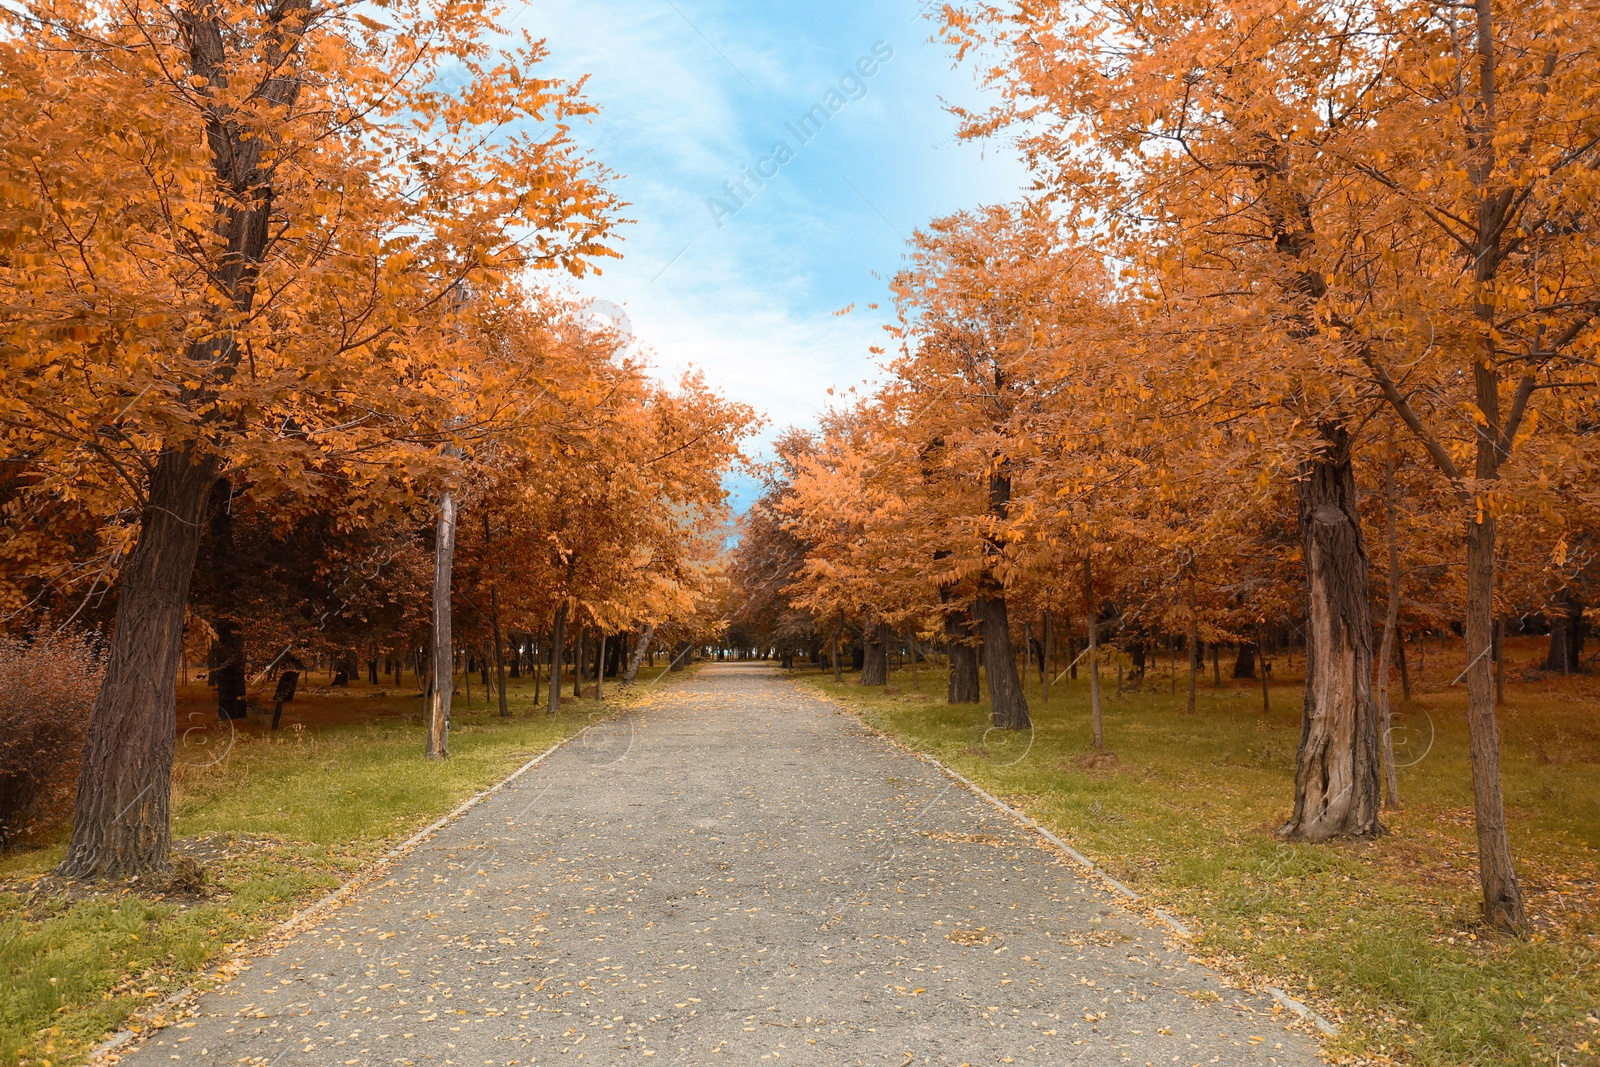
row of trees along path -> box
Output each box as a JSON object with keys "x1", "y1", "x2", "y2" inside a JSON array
[
  {"x1": 0, "y1": 0, "x2": 755, "y2": 880},
  {"x1": 739, "y1": 0, "x2": 1600, "y2": 936}
]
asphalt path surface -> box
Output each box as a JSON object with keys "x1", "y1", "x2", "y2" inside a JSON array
[{"x1": 121, "y1": 662, "x2": 1324, "y2": 1066}]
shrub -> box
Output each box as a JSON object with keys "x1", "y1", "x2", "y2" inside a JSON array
[{"x1": 0, "y1": 631, "x2": 102, "y2": 847}]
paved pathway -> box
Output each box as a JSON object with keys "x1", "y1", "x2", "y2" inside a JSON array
[{"x1": 123, "y1": 663, "x2": 1324, "y2": 1066}]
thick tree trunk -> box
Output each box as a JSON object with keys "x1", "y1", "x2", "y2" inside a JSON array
[
  {"x1": 1465, "y1": 514, "x2": 1526, "y2": 930},
  {"x1": 975, "y1": 593, "x2": 1030, "y2": 730},
  {"x1": 860, "y1": 620, "x2": 889, "y2": 686},
  {"x1": 1281, "y1": 427, "x2": 1383, "y2": 841},
  {"x1": 425, "y1": 490, "x2": 456, "y2": 759},
  {"x1": 943, "y1": 606, "x2": 980, "y2": 704},
  {"x1": 623, "y1": 623, "x2": 655, "y2": 683},
  {"x1": 1543, "y1": 593, "x2": 1584, "y2": 672},
  {"x1": 670, "y1": 641, "x2": 690, "y2": 671},
  {"x1": 1084, "y1": 556, "x2": 1103, "y2": 752},
  {"x1": 978, "y1": 467, "x2": 1029, "y2": 730},
  {"x1": 1233, "y1": 644, "x2": 1257, "y2": 679},
  {"x1": 547, "y1": 604, "x2": 568, "y2": 715},
  {"x1": 60, "y1": 447, "x2": 219, "y2": 880}
]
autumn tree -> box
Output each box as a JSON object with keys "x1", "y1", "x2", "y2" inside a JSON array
[{"x1": 0, "y1": 0, "x2": 619, "y2": 877}]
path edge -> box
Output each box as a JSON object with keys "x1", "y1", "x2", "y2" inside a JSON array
[
  {"x1": 87, "y1": 718, "x2": 598, "y2": 1064},
  {"x1": 797, "y1": 676, "x2": 1342, "y2": 1039}
]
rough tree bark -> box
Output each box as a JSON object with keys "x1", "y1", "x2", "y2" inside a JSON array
[
  {"x1": 1543, "y1": 592, "x2": 1584, "y2": 672},
  {"x1": 1280, "y1": 425, "x2": 1383, "y2": 841},
  {"x1": 860, "y1": 620, "x2": 890, "y2": 686},
  {"x1": 977, "y1": 469, "x2": 1028, "y2": 730},
  {"x1": 1233, "y1": 644, "x2": 1257, "y2": 679},
  {"x1": 944, "y1": 607, "x2": 980, "y2": 703},
  {"x1": 59, "y1": 448, "x2": 219, "y2": 879},
  {"x1": 622, "y1": 623, "x2": 655, "y2": 683},
  {"x1": 60, "y1": 0, "x2": 313, "y2": 879},
  {"x1": 975, "y1": 595, "x2": 1029, "y2": 729}
]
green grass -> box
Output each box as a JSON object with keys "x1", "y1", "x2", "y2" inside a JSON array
[
  {"x1": 0, "y1": 671, "x2": 651, "y2": 1067},
  {"x1": 791, "y1": 641, "x2": 1600, "y2": 1067}
]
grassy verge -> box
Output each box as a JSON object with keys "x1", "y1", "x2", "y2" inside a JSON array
[
  {"x1": 0, "y1": 669, "x2": 671, "y2": 1067},
  {"x1": 790, "y1": 641, "x2": 1599, "y2": 1067}
]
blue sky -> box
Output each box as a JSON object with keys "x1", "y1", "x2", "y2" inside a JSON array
[{"x1": 522, "y1": 1, "x2": 1030, "y2": 504}]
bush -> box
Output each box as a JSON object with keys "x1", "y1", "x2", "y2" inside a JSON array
[{"x1": 0, "y1": 631, "x2": 102, "y2": 847}]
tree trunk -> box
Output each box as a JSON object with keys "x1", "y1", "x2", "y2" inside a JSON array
[
  {"x1": 1233, "y1": 644, "x2": 1257, "y2": 679},
  {"x1": 1256, "y1": 624, "x2": 1271, "y2": 714},
  {"x1": 860, "y1": 620, "x2": 890, "y2": 685},
  {"x1": 59, "y1": 446, "x2": 219, "y2": 880},
  {"x1": 1022, "y1": 622, "x2": 1035, "y2": 701},
  {"x1": 1084, "y1": 556, "x2": 1103, "y2": 752},
  {"x1": 1211, "y1": 642, "x2": 1221, "y2": 687},
  {"x1": 1041, "y1": 612, "x2": 1052, "y2": 705},
  {"x1": 1281, "y1": 426, "x2": 1383, "y2": 841},
  {"x1": 547, "y1": 604, "x2": 568, "y2": 715},
  {"x1": 1376, "y1": 437, "x2": 1402, "y2": 809},
  {"x1": 1543, "y1": 592, "x2": 1584, "y2": 672},
  {"x1": 943, "y1": 605, "x2": 980, "y2": 704},
  {"x1": 425, "y1": 490, "x2": 457, "y2": 759},
  {"x1": 574, "y1": 625, "x2": 586, "y2": 698},
  {"x1": 830, "y1": 611, "x2": 844, "y2": 683},
  {"x1": 1465, "y1": 513, "x2": 1526, "y2": 930},
  {"x1": 204, "y1": 479, "x2": 248, "y2": 721},
  {"x1": 978, "y1": 466, "x2": 1029, "y2": 730},
  {"x1": 975, "y1": 594, "x2": 1030, "y2": 730},
  {"x1": 1186, "y1": 568, "x2": 1199, "y2": 714},
  {"x1": 595, "y1": 632, "x2": 607, "y2": 700},
  {"x1": 623, "y1": 623, "x2": 655, "y2": 683},
  {"x1": 906, "y1": 625, "x2": 919, "y2": 690}
]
